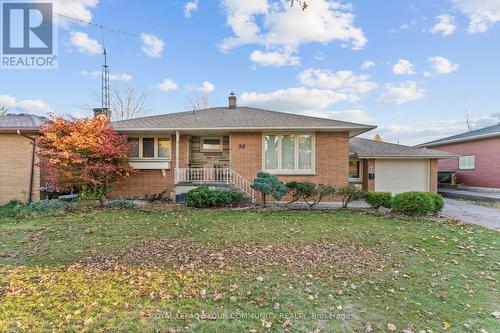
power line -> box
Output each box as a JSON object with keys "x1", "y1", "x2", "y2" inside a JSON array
[{"x1": 55, "y1": 13, "x2": 139, "y2": 38}]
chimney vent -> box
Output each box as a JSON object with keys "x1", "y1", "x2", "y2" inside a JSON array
[
  {"x1": 93, "y1": 108, "x2": 111, "y2": 119},
  {"x1": 228, "y1": 92, "x2": 237, "y2": 109}
]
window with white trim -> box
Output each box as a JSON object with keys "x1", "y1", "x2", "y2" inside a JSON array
[
  {"x1": 264, "y1": 134, "x2": 314, "y2": 173},
  {"x1": 201, "y1": 137, "x2": 223, "y2": 152},
  {"x1": 127, "y1": 137, "x2": 171, "y2": 160},
  {"x1": 459, "y1": 155, "x2": 475, "y2": 170},
  {"x1": 349, "y1": 160, "x2": 363, "y2": 181}
]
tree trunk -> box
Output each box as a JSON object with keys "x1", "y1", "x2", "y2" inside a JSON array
[{"x1": 261, "y1": 193, "x2": 266, "y2": 208}]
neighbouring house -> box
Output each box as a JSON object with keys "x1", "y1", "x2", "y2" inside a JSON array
[
  {"x1": 417, "y1": 123, "x2": 500, "y2": 189},
  {"x1": 109, "y1": 94, "x2": 454, "y2": 202},
  {"x1": 0, "y1": 114, "x2": 46, "y2": 204}
]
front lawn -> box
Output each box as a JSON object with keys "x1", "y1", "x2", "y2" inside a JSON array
[{"x1": 0, "y1": 206, "x2": 498, "y2": 332}]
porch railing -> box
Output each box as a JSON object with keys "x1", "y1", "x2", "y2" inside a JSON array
[{"x1": 175, "y1": 167, "x2": 255, "y2": 202}]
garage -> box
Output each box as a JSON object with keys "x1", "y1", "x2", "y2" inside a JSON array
[{"x1": 375, "y1": 159, "x2": 430, "y2": 193}]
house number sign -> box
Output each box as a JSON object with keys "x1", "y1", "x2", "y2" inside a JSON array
[{"x1": 238, "y1": 144, "x2": 246, "y2": 149}]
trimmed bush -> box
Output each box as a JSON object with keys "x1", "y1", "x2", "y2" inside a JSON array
[
  {"x1": 426, "y1": 192, "x2": 444, "y2": 213},
  {"x1": 392, "y1": 192, "x2": 435, "y2": 216},
  {"x1": 365, "y1": 192, "x2": 392, "y2": 209},
  {"x1": 286, "y1": 181, "x2": 336, "y2": 208},
  {"x1": 186, "y1": 186, "x2": 243, "y2": 208},
  {"x1": 103, "y1": 199, "x2": 136, "y2": 209},
  {"x1": 15, "y1": 199, "x2": 69, "y2": 216},
  {"x1": 337, "y1": 185, "x2": 364, "y2": 208}
]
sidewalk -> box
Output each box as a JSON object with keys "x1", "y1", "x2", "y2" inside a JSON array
[{"x1": 438, "y1": 187, "x2": 500, "y2": 202}]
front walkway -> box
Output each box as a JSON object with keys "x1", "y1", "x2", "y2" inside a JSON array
[{"x1": 442, "y1": 198, "x2": 500, "y2": 230}]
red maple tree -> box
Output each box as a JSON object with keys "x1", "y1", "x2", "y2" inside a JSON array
[{"x1": 37, "y1": 116, "x2": 133, "y2": 197}]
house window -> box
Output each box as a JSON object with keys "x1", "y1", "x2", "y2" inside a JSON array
[
  {"x1": 201, "y1": 137, "x2": 222, "y2": 151},
  {"x1": 127, "y1": 138, "x2": 139, "y2": 158},
  {"x1": 142, "y1": 138, "x2": 155, "y2": 158},
  {"x1": 158, "y1": 138, "x2": 171, "y2": 158},
  {"x1": 349, "y1": 160, "x2": 363, "y2": 181},
  {"x1": 127, "y1": 137, "x2": 171, "y2": 159},
  {"x1": 264, "y1": 133, "x2": 314, "y2": 173},
  {"x1": 459, "y1": 155, "x2": 475, "y2": 170}
]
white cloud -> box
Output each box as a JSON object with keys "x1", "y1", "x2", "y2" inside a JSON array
[
  {"x1": 157, "y1": 79, "x2": 178, "y2": 91},
  {"x1": 249, "y1": 49, "x2": 300, "y2": 67},
  {"x1": 80, "y1": 70, "x2": 133, "y2": 81},
  {"x1": 0, "y1": 94, "x2": 52, "y2": 115},
  {"x1": 219, "y1": 0, "x2": 366, "y2": 54},
  {"x1": 361, "y1": 60, "x2": 374, "y2": 70},
  {"x1": 454, "y1": 0, "x2": 500, "y2": 33},
  {"x1": 198, "y1": 81, "x2": 215, "y2": 93},
  {"x1": 300, "y1": 109, "x2": 374, "y2": 124},
  {"x1": 298, "y1": 68, "x2": 377, "y2": 96},
  {"x1": 392, "y1": 59, "x2": 415, "y2": 75},
  {"x1": 69, "y1": 31, "x2": 102, "y2": 55},
  {"x1": 184, "y1": 0, "x2": 199, "y2": 18},
  {"x1": 428, "y1": 56, "x2": 459, "y2": 75},
  {"x1": 430, "y1": 15, "x2": 457, "y2": 36},
  {"x1": 54, "y1": 0, "x2": 99, "y2": 27},
  {"x1": 377, "y1": 81, "x2": 425, "y2": 105},
  {"x1": 373, "y1": 113, "x2": 500, "y2": 145},
  {"x1": 140, "y1": 33, "x2": 165, "y2": 58},
  {"x1": 240, "y1": 87, "x2": 353, "y2": 111}
]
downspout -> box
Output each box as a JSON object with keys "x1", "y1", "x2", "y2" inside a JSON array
[{"x1": 17, "y1": 130, "x2": 36, "y2": 203}]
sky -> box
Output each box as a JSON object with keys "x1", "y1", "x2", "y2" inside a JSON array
[{"x1": 1, "y1": 0, "x2": 500, "y2": 145}]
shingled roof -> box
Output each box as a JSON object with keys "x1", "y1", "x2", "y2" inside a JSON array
[
  {"x1": 349, "y1": 137, "x2": 455, "y2": 159},
  {"x1": 112, "y1": 107, "x2": 376, "y2": 137},
  {"x1": 0, "y1": 113, "x2": 47, "y2": 131},
  {"x1": 417, "y1": 123, "x2": 500, "y2": 147}
]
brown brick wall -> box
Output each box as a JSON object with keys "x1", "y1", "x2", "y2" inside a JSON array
[
  {"x1": 230, "y1": 131, "x2": 349, "y2": 186},
  {"x1": 362, "y1": 158, "x2": 375, "y2": 192},
  {"x1": 0, "y1": 133, "x2": 40, "y2": 204},
  {"x1": 429, "y1": 159, "x2": 438, "y2": 192}
]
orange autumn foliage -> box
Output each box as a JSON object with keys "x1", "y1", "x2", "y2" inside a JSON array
[{"x1": 37, "y1": 116, "x2": 133, "y2": 192}]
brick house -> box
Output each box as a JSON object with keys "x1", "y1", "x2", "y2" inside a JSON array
[
  {"x1": 417, "y1": 124, "x2": 500, "y2": 188},
  {"x1": 110, "y1": 95, "x2": 453, "y2": 202},
  {"x1": 0, "y1": 114, "x2": 46, "y2": 204}
]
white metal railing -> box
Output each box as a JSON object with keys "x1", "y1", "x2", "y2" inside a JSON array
[{"x1": 175, "y1": 167, "x2": 255, "y2": 202}]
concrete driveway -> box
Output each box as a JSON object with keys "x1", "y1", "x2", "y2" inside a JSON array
[{"x1": 443, "y1": 198, "x2": 500, "y2": 230}]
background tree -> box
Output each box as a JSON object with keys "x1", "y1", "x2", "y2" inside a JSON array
[
  {"x1": 184, "y1": 92, "x2": 211, "y2": 111},
  {"x1": 251, "y1": 172, "x2": 288, "y2": 207},
  {"x1": 37, "y1": 116, "x2": 133, "y2": 199},
  {"x1": 111, "y1": 85, "x2": 149, "y2": 120},
  {"x1": 0, "y1": 107, "x2": 7, "y2": 116},
  {"x1": 79, "y1": 84, "x2": 149, "y2": 120}
]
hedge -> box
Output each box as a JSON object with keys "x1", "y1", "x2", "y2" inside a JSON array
[
  {"x1": 365, "y1": 192, "x2": 392, "y2": 209},
  {"x1": 392, "y1": 191, "x2": 435, "y2": 216}
]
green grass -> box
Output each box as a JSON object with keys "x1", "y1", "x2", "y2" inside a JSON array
[{"x1": 0, "y1": 205, "x2": 498, "y2": 332}]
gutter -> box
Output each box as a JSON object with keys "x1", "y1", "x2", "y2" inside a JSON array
[{"x1": 17, "y1": 130, "x2": 36, "y2": 203}]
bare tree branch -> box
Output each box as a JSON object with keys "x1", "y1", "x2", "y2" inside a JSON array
[
  {"x1": 77, "y1": 85, "x2": 150, "y2": 120},
  {"x1": 0, "y1": 107, "x2": 7, "y2": 116},
  {"x1": 184, "y1": 92, "x2": 211, "y2": 111}
]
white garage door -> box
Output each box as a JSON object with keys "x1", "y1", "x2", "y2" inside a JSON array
[{"x1": 375, "y1": 159, "x2": 429, "y2": 194}]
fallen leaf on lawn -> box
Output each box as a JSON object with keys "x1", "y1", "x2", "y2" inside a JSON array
[
  {"x1": 387, "y1": 323, "x2": 396, "y2": 331},
  {"x1": 364, "y1": 321, "x2": 372, "y2": 332},
  {"x1": 491, "y1": 311, "x2": 500, "y2": 319},
  {"x1": 256, "y1": 276, "x2": 264, "y2": 282},
  {"x1": 282, "y1": 319, "x2": 292, "y2": 328},
  {"x1": 273, "y1": 303, "x2": 280, "y2": 310},
  {"x1": 443, "y1": 321, "x2": 452, "y2": 330},
  {"x1": 230, "y1": 296, "x2": 237, "y2": 302}
]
